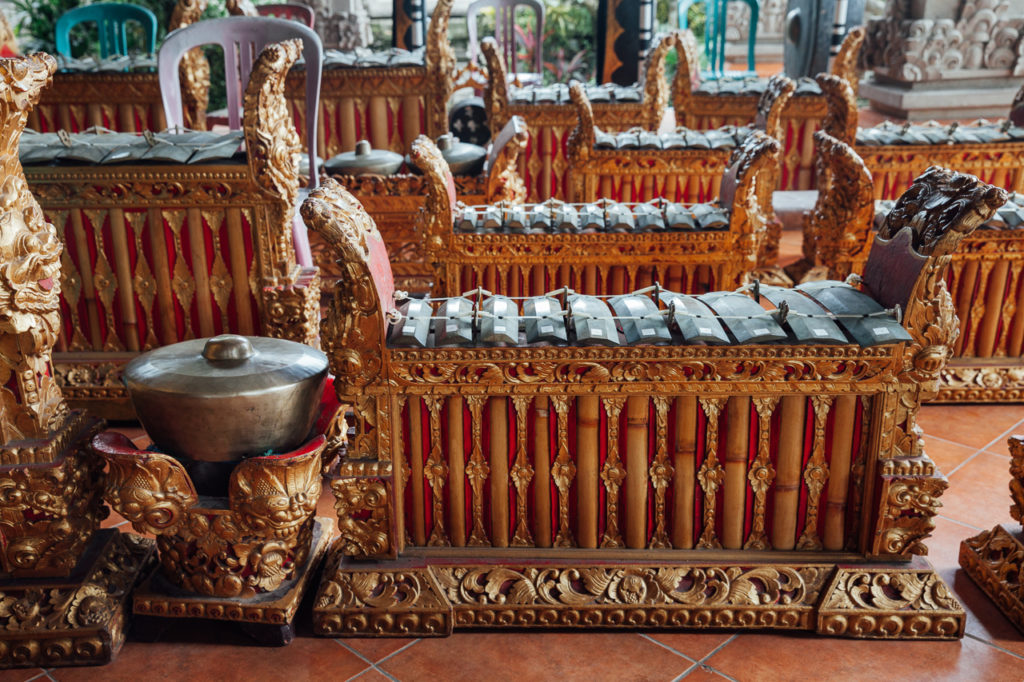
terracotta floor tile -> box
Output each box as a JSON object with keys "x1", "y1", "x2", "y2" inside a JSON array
[
  {"x1": 928, "y1": 516, "x2": 1024, "y2": 659},
  {"x1": 922, "y1": 435, "x2": 979, "y2": 475},
  {"x1": 0, "y1": 669, "x2": 46, "y2": 682},
  {"x1": 348, "y1": 669, "x2": 393, "y2": 682},
  {"x1": 51, "y1": 625, "x2": 368, "y2": 682},
  {"x1": 379, "y1": 632, "x2": 691, "y2": 682},
  {"x1": 680, "y1": 665, "x2": 731, "y2": 681},
  {"x1": 644, "y1": 632, "x2": 733, "y2": 662},
  {"x1": 99, "y1": 509, "x2": 128, "y2": 529},
  {"x1": 339, "y1": 637, "x2": 418, "y2": 664},
  {"x1": 704, "y1": 632, "x2": 1023, "y2": 681},
  {"x1": 916, "y1": 405, "x2": 1024, "y2": 450},
  {"x1": 941, "y1": 453, "x2": 1019, "y2": 530}
]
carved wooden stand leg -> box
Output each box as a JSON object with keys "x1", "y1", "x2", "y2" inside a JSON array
[
  {"x1": 129, "y1": 518, "x2": 334, "y2": 647},
  {"x1": 0, "y1": 415, "x2": 156, "y2": 668},
  {"x1": 312, "y1": 555, "x2": 963, "y2": 639},
  {"x1": 958, "y1": 436, "x2": 1024, "y2": 633}
]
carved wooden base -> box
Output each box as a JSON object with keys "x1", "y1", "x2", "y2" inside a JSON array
[
  {"x1": 959, "y1": 525, "x2": 1024, "y2": 634},
  {"x1": 313, "y1": 554, "x2": 964, "y2": 640},
  {"x1": 937, "y1": 362, "x2": 1024, "y2": 403},
  {"x1": 130, "y1": 517, "x2": 333, "y2": 645},
  {"x1": 0, "y1": 529, "x2": 156, "y2": 669}
]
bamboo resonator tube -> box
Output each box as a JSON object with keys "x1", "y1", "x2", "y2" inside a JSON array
[{"x1": 399, "y1": 393, "x2": 865, "y2": 551}]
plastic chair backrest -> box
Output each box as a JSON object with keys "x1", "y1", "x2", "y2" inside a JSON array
[
  {"x1": 257, "y1": 3, "x2": 315, "y2": 28},
  {"x1": 55, "y1": 3, "x2": 158, "y2": 59},
  {"x1": 158, "y1": 16, "x2": 322, "y2": 188},
  {"x1": 466, "y1": 0, "x2": 544, "y2": 76},
  {"x1": 677, "y1": 0, "x2": 758, "y2": 77}
]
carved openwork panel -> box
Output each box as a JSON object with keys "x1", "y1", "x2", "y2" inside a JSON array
[
  {"x1": 96, "y1": 431, "x2": 324, "y2": 598},
  {"x1": 25, "y1": 41, "x2": 319, "y2": 416}
]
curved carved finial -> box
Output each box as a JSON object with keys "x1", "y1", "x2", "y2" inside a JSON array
[
  {"x1": 231, "y1": 445, "x2": 322, "y2": 538},
  {"x1": 169, "y1": 0, "x2": 208, "y2": 28},
  {"x1": 485, "y1": 115, "x2": 529, "y2": 203},
  {"x1": 719, "y1": 130, "x2": 781, "y2": 274},
  {"x1": 639, "y1": 32, "x2": 676, "y2": 129},
  {"x1": 96, "y1": 431, "x2": 325, "y2": 597},
  {"x1": 96, "y1": 431, "x2": 198, "y2": 537},
  {"x1": 481, "y1": 37, "x2": 509, "y2": 128},
  {"x1": 300, "y1": 177, "x2": 389, "y2": 390},
  {"x1": 425, "y1": 0, "x2": 455, "y2": 135},
  {"x1": 672, "y1": 28, "x2": 700, "y2": 115},
  {"x1": 171, "y1": 0, "x2": 211, "y2": 129},
  {"x1": 1009, "y1": 435, "x2": 1024, "y2": 527},
  {"x1": 755, "y1": 74, "x2": 796, "y2": 141},
  {"x1": 226, "y1": 0, "x2": 258, "y2": 16},
  {"x1": 568, "y1": 81, "x2": 596, "y2": 164},
  {"x1": 830, "y1": 26, "x2": 865, "y2": 97},
  {"x1": 0, "y1": 53, "x2": 70, "y2": 442},
  {"x1": 815, "y1": 73, "x2": 858, "y2": 145},
  {"x1": 806, "y1": 130, "x2": 873, "y2": 277},
  {"x1": 411, "y1": 134, "x2": 457, "y2": 271},
  {"x1": 1010, "y1": 81, "x2": 1024, "y2": 127},
  {"x1": 243, "y1": 39, "x2": 301, "y2": 281},
  {"x1": 876, "y1": 168, "x2": 1007, "y2": 257}
]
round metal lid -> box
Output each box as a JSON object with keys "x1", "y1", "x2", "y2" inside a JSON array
[
  {"x1": 122, "y1": 334, "x2": 328, "y2": 397},
  {"x1": 324, "y1": 139, "x2": 404, "y2": 175},
  {"x1": 436, "y1": 133, "x2": 487, "y2": 175}
]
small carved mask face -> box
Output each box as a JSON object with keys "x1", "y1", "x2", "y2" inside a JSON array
[{"x1": 0, "y1": 176, "x2": 62, "y2": 334}]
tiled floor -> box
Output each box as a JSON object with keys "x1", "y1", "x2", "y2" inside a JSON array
[{"x1": 6, "y1": 403, "x2": 1020, "y2": 682}]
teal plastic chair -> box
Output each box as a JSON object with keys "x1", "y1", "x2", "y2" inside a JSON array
[
  {"x1": 55, "y1": 3, "x2": 159, "y2": 59},
  {"x1": 678, "y1": 0, "x2": 758, "y2": 79}
]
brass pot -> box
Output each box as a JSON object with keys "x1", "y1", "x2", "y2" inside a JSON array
[{"x1": 122, "y1": 334, "x2": 328, "y2": 463}]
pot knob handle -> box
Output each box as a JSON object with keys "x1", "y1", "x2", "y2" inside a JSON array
[{"x1": 202, "y1": 334, "x2": 255, "y2": 363}]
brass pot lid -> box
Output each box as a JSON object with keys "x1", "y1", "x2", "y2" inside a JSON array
[
  {"x1": 436, "y1": 133, "x2": 487, "y2": 175},
  {"x1": 123, "y1": 334, "x2": 327, "y2": 398},
  {"x1": 325, "y1": 139, "x2": 404, "y2": 175}
]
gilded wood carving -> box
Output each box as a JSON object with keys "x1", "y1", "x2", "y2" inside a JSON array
[
  {"x1": 673, "y1": 28, "x2": 865, "y2": 192},
  {"x1": 483, "y1": 33, "x2": 674, "y2": 202},
  {"x1": 27, "y1": 40, "x2": 320, "y2": 418},
  {"x1": 304, "y1": 169, "x2": 1006, "y2": 639},
  {"x1": 420, "y1": 126, "x2": 780, "y2": 298},
  {"x1": 282, "y1": 0, "x2": 454, "y2": 158},
  {"x1": 958, "y1": 435, "x2": 1024, "y2": 634}
]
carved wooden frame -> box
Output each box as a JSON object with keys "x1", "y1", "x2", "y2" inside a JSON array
[
  {"x1": 26, "y1": 40, "x2": 319, "y2": 418},
  {"x1": 417, "y1": 127, "x2": 780, "y2": 298},
  {"x1": 301, "y1": 170, "x2": 1007, "y2": 639},
  {"x1": 672, "y1": 28, "x2": 865, "y2": 191},
  {"x1": 483, "y1": 32, "x2": 675, "y2": 202},
  {"x1": 281, "y1": 0, "x2": 454, "y2": 159},
  {"x1": 809, "y1": 121, "x2": 1024, "y2": 403},
  {"x1": 28, "y1": 0, "x2": 207, "y2": 134},
  {"x1": 959, "y1": 435, "x2": 1024, "y2": 634},
  {"x1": 317, "y1": 116, "x2": 530, "y2": 293}
]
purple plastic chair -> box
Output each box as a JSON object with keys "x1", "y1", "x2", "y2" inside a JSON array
[
  {"x1": 258, "y1": 3, "x2": 315, "y2": 28},
  {"x1": 158, "y1": 16, "x2": 323, "y2": 266}
]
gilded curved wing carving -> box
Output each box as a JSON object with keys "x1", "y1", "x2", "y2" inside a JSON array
[
  {"x1": 424, "y1": 0, "x2": 455, "y2": 136},
  {"x1": 672, "y1": 29, "x2": 700, "y2": 114},
  {"x1": 481, "y1": 37, "x2": 509, "y2": 128},
  {"x1": 230, "y1": 441, "x2": 323, "y2": 538},
  {"x1": 807, "y1": 130, "x2": 873, "y2": 276},
  {"x1": 639, "y1": 32, "x2": 677, "y2": 129},
  {"x1": 568, "y1": 81, "x2": 596, "y2": 164},
  {"x1": 411, "y1": 134, "x2": 457, "y2": 267},
  {"x1": 755, "y1": 74, "x2": 796, "y2": 141},
  {"x1": 815, "y1": 73, "x2": 858, "y2": 145},
  {"x1": 95, "y1": 432, "x2": 198, "y2": 536},
  {"x1": 300, "y1": 177, "x2": 388, "y2": 388},
  {"x1": 242, "y1": 39, "x2": 302, "y2": 280},
  {"x1": 830, "y1": 26, "x2": 865, "y2": 97},
  {"x1": 485, "y1": 115, "x2": 529, "y2": 203}
]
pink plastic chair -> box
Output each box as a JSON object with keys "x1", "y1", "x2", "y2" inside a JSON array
[
  {"x1": 158, "y1": 16, "x2": 322, "y2": 265},
  {"x1": 257, "y1": 3, "x2": 315, "y2": 28},
  {"x1": 466, "y1": 0, "x2": 544, "y2": 83}
]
